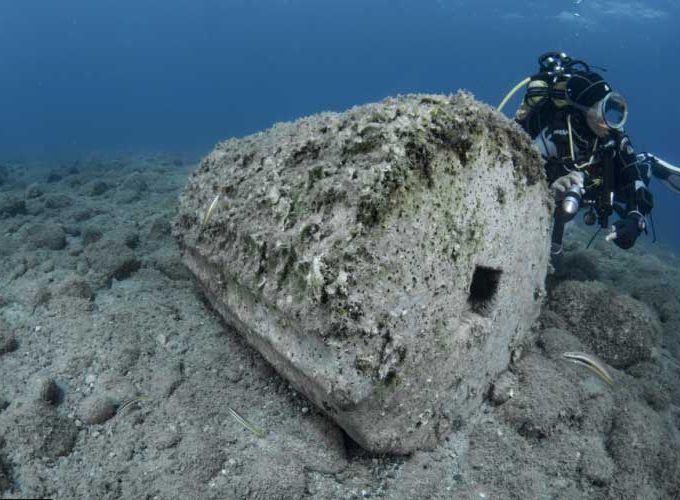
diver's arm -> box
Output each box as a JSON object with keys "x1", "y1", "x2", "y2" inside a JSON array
[
  {"x1": 614, "y1": 135, "x2": 654, "y2": 215},
  {"x1": 608, "y1": 152, "x2": 680, "y2": 248},
  {"x1": 647, "y1": 153, "x2": 680, "y2": 195},
  {"x1": 606, "y1": 135, "x2": 653, "y2": 249}
]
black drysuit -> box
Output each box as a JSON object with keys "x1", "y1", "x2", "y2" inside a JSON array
[{"x1": 516, "y1": 102, "x2": 654, "y2": 251}]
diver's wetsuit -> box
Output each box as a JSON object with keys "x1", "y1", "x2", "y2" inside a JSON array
[{"x1": 516, "y1": 101, "x2": 654, "y2": 253}]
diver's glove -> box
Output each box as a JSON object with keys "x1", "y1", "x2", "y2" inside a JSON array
[
  {"x1": 619, "y1": 181, "x2": 655, "y2": 215},
  {"x1": 551, "y1": 171, "x2": 584, "y2": 200},
  {"x1": 606, "y1": 211, "x2": 645, "y2": 250}
]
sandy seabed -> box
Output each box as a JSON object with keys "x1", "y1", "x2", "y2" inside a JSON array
[{"x1": 0, "y1": 153, "x2": 679, "y2": 499}]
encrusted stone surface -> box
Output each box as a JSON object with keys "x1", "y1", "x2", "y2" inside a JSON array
[{"x1": 173, "y1": 92, "x2": 552, "y2": 453}]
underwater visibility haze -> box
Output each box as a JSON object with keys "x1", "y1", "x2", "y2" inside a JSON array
[
  {"x1": 1, "y1": 0, "x2": 678, "y2": 246},
  {"x1": 1, "y1": 1, "x2": 680, "y2": 498}
]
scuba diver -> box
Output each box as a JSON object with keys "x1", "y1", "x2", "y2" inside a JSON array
[{"x1": 498, "y1": 51, "x2": 680, "y2": 265}]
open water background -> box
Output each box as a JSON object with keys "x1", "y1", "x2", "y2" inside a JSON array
[{"x1": 1, "y1": 0, "x2": 678, "y2": 247}]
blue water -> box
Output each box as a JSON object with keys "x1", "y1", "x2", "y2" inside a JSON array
[{"x1": 1, "y1": 0, "x2": 678, "y2": 247}]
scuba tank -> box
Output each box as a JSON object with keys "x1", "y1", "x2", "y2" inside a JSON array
[{"x1": 498, "y1": 52, "x2": 595, "y2": 113}]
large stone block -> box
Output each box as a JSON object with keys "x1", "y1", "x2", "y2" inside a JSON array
[{"x1": 173, "y1": 92, "x2": 552, "y2": 454}]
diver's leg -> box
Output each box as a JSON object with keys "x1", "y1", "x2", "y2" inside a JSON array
[{"x1": 550, "y1": 209, "x2": 566, "y2": 271}]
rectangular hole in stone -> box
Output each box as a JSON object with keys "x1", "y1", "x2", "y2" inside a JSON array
[{"x1": 467, "y1": 265, "x2": 502, "y2": 316}]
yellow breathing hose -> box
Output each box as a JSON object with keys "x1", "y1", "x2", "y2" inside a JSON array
[
  {"x1": 567, "y1": 114, "x2": 575, "y2": 161},
  {"x1": 497, "y1": 77, "x2": 531, "y2": 113}
]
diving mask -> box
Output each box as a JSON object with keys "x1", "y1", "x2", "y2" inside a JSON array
[{"x1": 575, "y1": 92, "x2": 628, "y2": 133}]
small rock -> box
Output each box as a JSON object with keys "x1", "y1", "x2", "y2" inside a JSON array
[
  {"x1": 87, "y1": 180, "x2": 111, "y2": 196},
  {"x1": 25, "y1": 183, "x2": 44, "y2": 199},
  {"x1": 0, "y1": 163, "x2": 12, "y2": 186},
  {"x1": 72, "y1": 208, "x2": 95, "y2": 222},
  {"x1": 81, "y1": 226, "x2": 103, "y2": 246},
  {"x1": 0, "y1": 459, "x2": 10, "y2": 493},
  {"x1": 31, "y1": 288, "x2": 52, "y2": 310},
  {"x1": 549, "y1": 281, "x2": 661, "y2": 368},
  {"x1": 0, "y1": 320, "x2": 18, "y2": 355},
  {"x1": 120, "y1": 172, "x2": 149, "y2": 192},
  {"x1": 62, "y1": 225, "x2": 81, "y2": 237},
  {"x1": 46, "y1": 170, "x2": 63, "y2": 183},
  {"x1": 578, "y1": 436, "x2": 615, "y2": 486},
  {"x1": 89, "y1": 180, "x2": 110, "y2": 196},
  {"x1": 149, "y1": 218, "x2": 172, "y2": 239},
  {"x1": 59, "y1": 279, "x2": 95, "y2": 301},
  {"x1": 671, "y1": 406, "x2": 680, "y2": 432},
  {"x1": 153, "y1": 427, "x2": 181, "y2": 450},
  {"x1": 39, "y1": 259, "x2": 55, "y2": 273},
  {"x1": 150, "y1": 362, "x2": 183, "y2": 398},
  {"x1": 66, "y1": 175, "x2": 84, "y2": 188},
  {"x1": 22, "y1": 223, "x2": 67, "y2": 250},
  {"x1": 0, "y1": 237, "x2": 18, "y2": 258},
  {"x1": 76, "y1": 259, "x2": 89, "y2": 275},
  {"x1": 108, "y1": 228, "x2": 140, "y2": 249},
  {"x1": 9, "y1": 262, "x2": 27, "y2": 280},
  {"x1": 0, "y1": 400, "x2": 77, "y2": 459},
  {"x1": 84, "y1": 239, "x2": 141, "y2": 286},
  {"x1": 499, "y1": 354, "x2": 583, "y2": 440},
  {"x1": 78, "y1": 394, "x2": 116, "y2": 424},
  {"x1": 44, "y1": 194, "x2": 73, "y2": 209},
  {"x1": 151, "y1": 255, "x2": 192, "y2": 281},
  {"x1": 490, "y1": 371, "x2": 517, "y2": 405},
  {"x1": 32, "y1": 375, "x2": 60, "y2": 404},
  {"x1": 68, "y1": 245, "x2": 84, "y2": 257},
  {"x1": 112, "y1": 346, "x2": 140, "y2": 374},
  {"x1": 25, "y1": 202, "x2": 44, "y2": 217},
  {"x1": 115, "y1": 189, "x2": 142, "y2": 204},
  {"x1": 0, "y1": 195, "x2": 27, "y2": 218}
]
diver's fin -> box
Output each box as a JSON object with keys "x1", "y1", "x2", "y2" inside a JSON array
[{"x1": 650, "y1": 154, "x2": 680, "y2": 195}]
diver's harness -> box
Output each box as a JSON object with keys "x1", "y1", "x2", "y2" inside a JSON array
[{"x1": 550, "y1": 138, "x2": 644, "y2": 249}]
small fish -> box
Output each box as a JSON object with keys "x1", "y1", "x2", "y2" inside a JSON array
[
  {"x1": 116, "y1": 396, "x2": 147, "y2": 416},
  {"x1": 227, "y1": 406, "x2": 267, "y2": 438},
  {"x1": 562, "y1": 351, "x2": 614, "y2": 386},
  {"x1": 202, "y1": 194, "x2": 221, "y2": 226}
]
